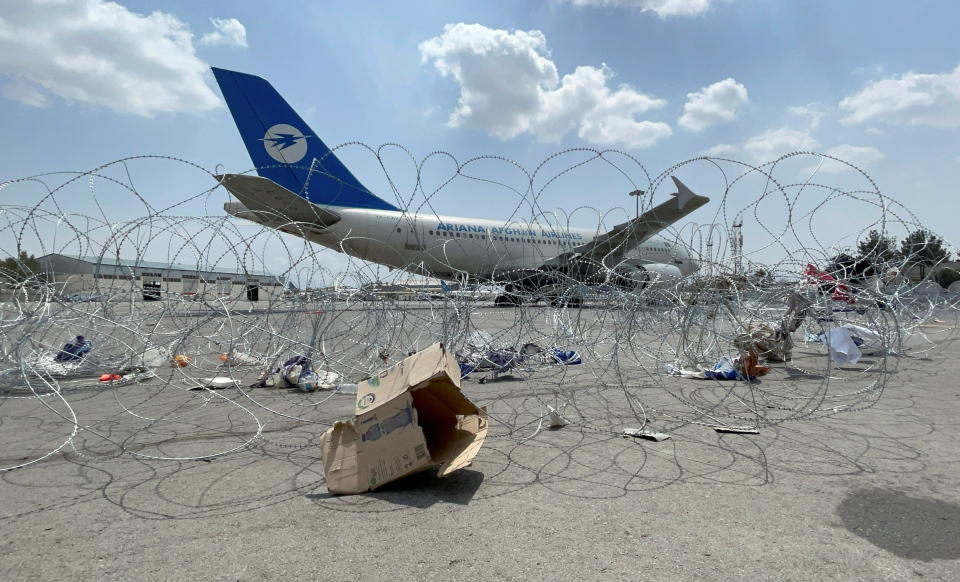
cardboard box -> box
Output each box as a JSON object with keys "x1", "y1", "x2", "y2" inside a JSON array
[{"x1": 319, "y1": 343, "x2": 488, "y2": 494}]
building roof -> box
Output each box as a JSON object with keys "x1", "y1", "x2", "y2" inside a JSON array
[{"x1": 38, "y1": 253, "x2": 278, "y2": 278}]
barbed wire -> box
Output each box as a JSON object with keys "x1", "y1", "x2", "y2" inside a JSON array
[{"x1": 1, "y1": 147, "x2": 957, "y2": 475}]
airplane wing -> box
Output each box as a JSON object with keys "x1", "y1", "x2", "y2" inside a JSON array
[
  {"x1": 540, "y1": 176, "x2": 709, "y2": 269},
  {"x1": 216, "y1": 173, "x2": 341, "y2": 227}
]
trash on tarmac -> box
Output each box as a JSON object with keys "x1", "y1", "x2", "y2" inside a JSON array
[
  {"x1": 138, "y1": 346, "x2": 170, "y2": 368},
  {"x1": 670, "y1": 353, "x2": 769, "y2": 381},
  {"x1": 736, "y1": 350, "x2": 771, "y2": 379},
  {"x1": 732, "y1": 293, "x2": 812, "y2": 362},
  {"x1": 320, "y1": 342, "x2": 488, "y2": 494},
  {"x1": 54, "y1": 335, "x2": 92, "y2": 362},
  {"x1": 457, "y1": 330, "x2": 582, "y2": 380},
  {"x1": 814, "y1": 323, "x2": 882, "y2": 365},
  {"x1": 99, "y1": 373, "x2": 121, "y2": 382},
  {"x1": 281, "y1": 355, "x2": 311, "y2": 386},
  {"x1": 172, "y1": 354, "x2": 191, "y2": 367},
  {"x1": 714, "y1": 426, "x2": 760, "y2": 434},
  {"x1": 195, "y1": 377, "x2": 239, "y2": 389},
  {"x1": 622, "y1": 428, "x2": 671, "y2": 441},
  {"x1": 219, "y1": 351, "x2": 260, "y2": 366},
  {"x1": 734, "y1": 322, "x2": 792, "y2": 362},
  {"x1": 108, "y1": 368, "x2": 156, "y2": 386},
  {"x1": 297, "y1": 370, "x2": 340, "y2": 392},
  {"x1": 546, "y1": 405, "x2": 568, "y2": 428},
  {"x1": 703, "y1": 356, "x2": 739, "y2": 380},
  {"x1": 336, "y1": 383, "x2": 358, "y2": 395},
  {"x1": 550, "y1": 349, "x2": 582, "y2": 365}
]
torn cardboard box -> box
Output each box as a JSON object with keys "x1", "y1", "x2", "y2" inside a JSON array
[{"x1": 319, "y1": 343, "x2": 488, "y2": 494}]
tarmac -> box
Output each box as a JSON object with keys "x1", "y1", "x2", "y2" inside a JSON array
[{"x1": 1, "y1": 305, "x2": 959, "y2": 581}]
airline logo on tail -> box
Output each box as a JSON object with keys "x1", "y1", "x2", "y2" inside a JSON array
[{"x1": 260, "y1": 123, "x2": 311, "y2": 163}]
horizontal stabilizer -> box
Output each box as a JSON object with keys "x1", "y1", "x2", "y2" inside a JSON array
[{"x1": 217, "y1": 174, "x2": 341, "y2": 228}]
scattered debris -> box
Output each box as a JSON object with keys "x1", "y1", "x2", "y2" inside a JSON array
[
  {"x1": 623, "y1": 428, "x2": 671, "y2": 441},
  {"x1": 54, "y1": 336, "x2": 92, "y2": 362},
  {"x1": 546, "y1": 405, "x2": 568, "y2": 429},
  {"x1": 195, "y1": 377, "x2": 239, "y2": 390},
  {"x1": 713, "y1": 426, "x2": 760, "y2": 434}
]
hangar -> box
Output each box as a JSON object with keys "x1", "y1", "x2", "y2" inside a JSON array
[{"x1": 36, "y1": 254, "x2": 285, "y2": 302}]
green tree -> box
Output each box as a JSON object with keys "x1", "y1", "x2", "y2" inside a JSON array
[
  {"x1": 0, "y1": 251, "x2": 42, "y2": 283},
  {"x1": 856, "y1": 229, "x2": 899, "y2": 267},
  {"x1": 900, "y1": 229, "x2": 952, "y2": 266}
]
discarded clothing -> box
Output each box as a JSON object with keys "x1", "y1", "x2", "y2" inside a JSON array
[
  {"x1": 669, "y1": 354, "x2": 769, "y2": 381},
  {"x1": 550, "y1": 350, "x2": 582, "y2": 365},
  {"x1": 296, "y1": 370, "x2": 341, "y2": 392},
  {"x1": 55, "y1": 336, "x2": 92, "y2": 362},
  {"x1": 250, "y1": 356, "x2": 340, "y2": 391},
  {"x1": 457, "y1": 330, "x2": 582, "y2": 379},
  {"x1": 703, "y1": 356, "x2": 739, "y2": 380}
]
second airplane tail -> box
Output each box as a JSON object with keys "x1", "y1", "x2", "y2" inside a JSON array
[{"x1": 211, "y1": 67, "x2": 399, "y2": 211}]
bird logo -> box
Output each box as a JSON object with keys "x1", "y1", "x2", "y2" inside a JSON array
[{"x1": 260, "y1": 123, "x2": 311, "y2": 164}]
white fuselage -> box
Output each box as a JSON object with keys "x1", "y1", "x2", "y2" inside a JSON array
[{"x1": 240, "y1": 204, "x2": 699, "y2": 280}]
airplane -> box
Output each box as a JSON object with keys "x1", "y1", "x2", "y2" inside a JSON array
[{"x1": 211, "y1": 67, "x2": 710, "y2": 306}]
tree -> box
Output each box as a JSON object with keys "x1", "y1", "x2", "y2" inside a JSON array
[
  {"x1": 0, "y1": 251, "x2": 42, "y2": 283},
  {"x1": 900, "y1": 229, "x2": 951, "y2": 266},
  {"x1": 856, "y1": 229, "x2": 899, "y2": 268},
  {"x1": 828, "y1": 252, "x2": 873, "y2": 282}
]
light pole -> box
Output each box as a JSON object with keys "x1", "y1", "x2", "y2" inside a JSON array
[{"x1": 628, "y1": 189, "x2": 644, "y2": 218}]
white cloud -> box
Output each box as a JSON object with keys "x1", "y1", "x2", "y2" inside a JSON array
[
  {"x1": 419, "y1": 23, "x2": 671, "y2": 149},
  {"x1": 742, "y1": 128, "x2": 820, "y2": 162},
  {"x1": 787, "y1": 103, "x2": 828, "y2": 130},
  {"x1": 804, "y1": 144, "x2": 885, "y2": 174},
  {"x1": 0, "y1": 0, "x2": 221, "y2": 117},
  {"x1": 678, "y1": 78, "x2": 749, "y2": 131},
  {"x1": 702, "y1": 143, "x2": 738, "y2": 156},
  {"x1": 839, "y1": 64, "x2": 960, "y2": 127},
  {"x1": 561, "y1": 0, "x2": 717, "y2": 18},
  {"x1": 200, "y1": 17, "x2": 248, "y2": 48},
  {"x1": 1, "y1": 78, "x2": 50, "y2": 107}
]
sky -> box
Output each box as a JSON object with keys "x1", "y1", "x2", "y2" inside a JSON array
[{"x1": 1, "y1": 0, "x2": 958, "y2": 276}]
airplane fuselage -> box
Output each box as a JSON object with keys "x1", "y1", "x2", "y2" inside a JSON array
[{"x1": 227, "y1": 202, "x2": 697, "y2": 281}]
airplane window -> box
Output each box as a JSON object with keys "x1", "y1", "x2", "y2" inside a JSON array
[
  {"x1": 396, "y1": 228, "x2": 401, "y2": 233},
  {"x1": 429, "y1": 230, "x2": 433, "y2": 235},
  {"x1": 456, "y1": 233, "x2": 461, "y2": 237}
]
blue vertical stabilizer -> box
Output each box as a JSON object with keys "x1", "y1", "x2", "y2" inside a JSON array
[{"x1": 211, "y1": 67, "x2": 399, "y2": 211}]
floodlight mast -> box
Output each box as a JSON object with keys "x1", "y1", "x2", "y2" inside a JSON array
[{"x1": 628, "y1": 189, "x2": 644, "y2": 218}]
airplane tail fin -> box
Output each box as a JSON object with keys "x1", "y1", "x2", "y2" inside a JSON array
[{"x1": 211, "y1": 67, "x2": 399, "y2": 211}]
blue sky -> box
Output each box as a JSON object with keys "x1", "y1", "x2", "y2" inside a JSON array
[{"x1": 1, "y1": 0, "x2": 957, "y2": 274}]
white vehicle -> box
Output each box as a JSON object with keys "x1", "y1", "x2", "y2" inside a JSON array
[{"x1": 212, "y1": 68, "x2": 710, "y2": 305}]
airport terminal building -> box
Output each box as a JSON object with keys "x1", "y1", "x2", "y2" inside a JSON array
[{"x1": 37, "y1": 254, "x2": 286, "y2": 302}]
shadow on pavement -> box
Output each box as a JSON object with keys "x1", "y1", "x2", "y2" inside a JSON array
[
  {"x1": 307, "y1": 468, "x2": 484, "y2": 508},
  {"x1": 837, "y1": 487, "x2": 960, "y2": 561}
]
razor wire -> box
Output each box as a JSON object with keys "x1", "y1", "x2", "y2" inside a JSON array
[{"x1": 1, "y1": 147, "x2": 958, "y2": 474}]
